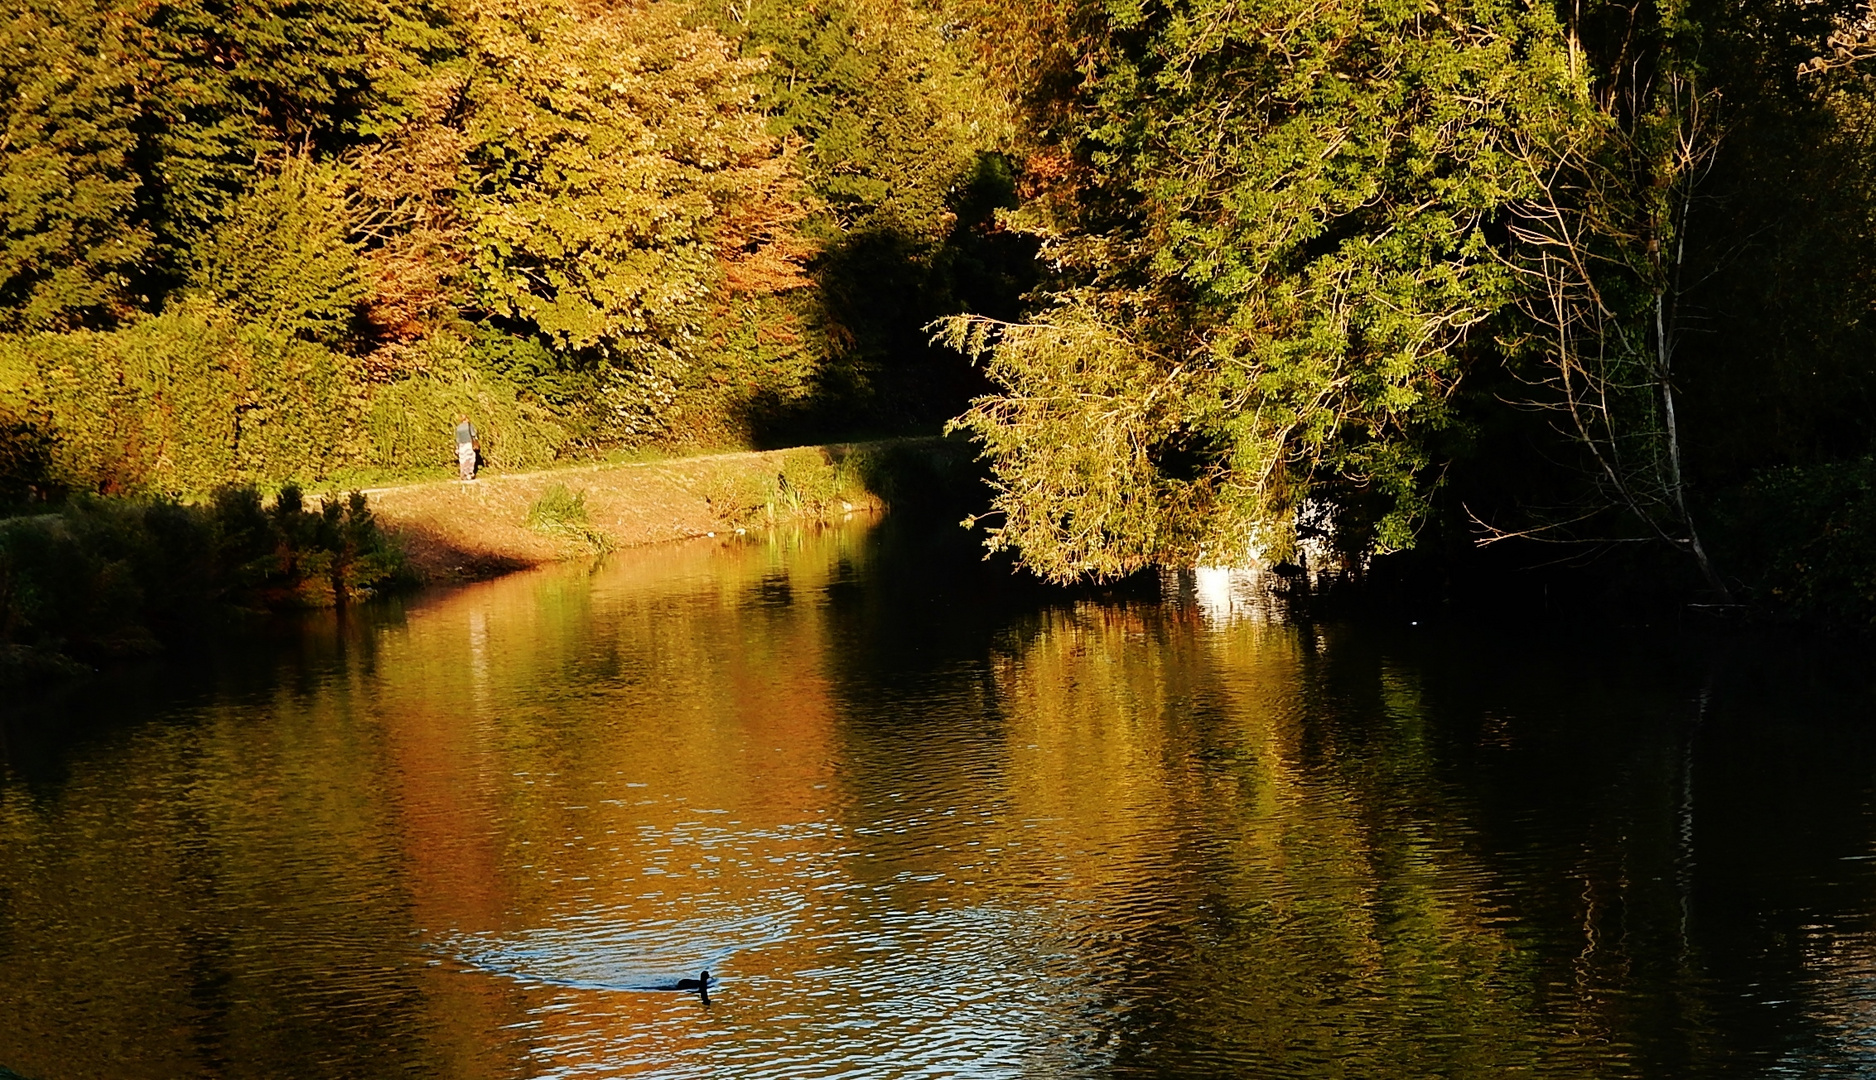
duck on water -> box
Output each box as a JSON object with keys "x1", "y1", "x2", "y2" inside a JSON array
[{"x1": 667, "y1": 970, "x2": 712, "y2": 1001}]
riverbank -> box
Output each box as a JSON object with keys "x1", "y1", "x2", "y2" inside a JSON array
[
  {"x1": 0, "y1": 485, "x2": 414, "y2": 685},
  {"x1": 363, "y1": 436, "x2": 974, "y2": 582},
  {"x1": 0, "y1": 435, "x2": 985, "y2": 684}
]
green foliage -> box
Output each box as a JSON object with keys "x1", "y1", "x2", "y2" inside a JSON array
[
  {"x1": 135, "y1": 0, "x2": 457, "y2": 278},
  {"x1": 0, "y1": 485, "x2": 413, "y2": 679},
  {"x1": 947, "y1": 0, "x2": 1580, "y2": 580},
  {"x1": 769, "y1": 446, "x2": 868, "y2": 516},
  {"x1": 364, "y1": 358, "x2": 570, "y2": 474},
  {"x1": 3, "y1": 0, "x2": 1867, "y2": 619},
  {"x1": 697, "y1": 444, "x2": 871, "y2": 524},
  {"x1": 525, "y1": 482, "x2": 611, "y2": 551},
  {"x1": 671, "y1": 292, "x2": 823, "y2": 445},
  {"x1": 463, "y1": 325, "x2": 592, "y2": 411},
  {"x1": 525, "y1": 483, "x2": 588, "y2": 529},
  {"x1": 0, "y1": 0, "x2": 150, "y2": 331},
  {"x1": 0, "y1": 410, "x2": 62, "y2": 513},
  {"x1": 0, "y1": 0, "x2": 1010, "y2": 499},
  {"x1": 942, "y1": 303, "x2": 1210, "y2": 580},
  {"x1": 188, "y1": 159, "x2": 366, "y2": 345},
  {"x1": 718, "y1": 0, "x2": 999, "y2": 236},
  {"x1": 0, "y1": 300, "x2": 358, "y2": 495}
]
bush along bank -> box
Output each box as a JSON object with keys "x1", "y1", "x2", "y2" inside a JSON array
[
  {"x1": 0, "y1": 486, "x2": 414, "y2": 684},
  {"x1": 1711, "y1": 455, "x2": 1876, "y2": 630}
]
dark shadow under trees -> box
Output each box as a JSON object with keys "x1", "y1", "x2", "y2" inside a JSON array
[{"x1": 742, "y1": 151, "x2": 1039, "y2": 447}]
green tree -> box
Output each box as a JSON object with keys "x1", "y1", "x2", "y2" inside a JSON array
[
  {"x1": 188, "y1": 158, "x2": 366, "y2": 346},
  {"x1": 718, "y1": 0, "x2": 997, "y2": 237},
  {"x1": 0, "y1": 0, "x2": 150, "y2": 332},
  {"x1": 134, "y1": 0, "x2": 455, "y2": 288},
  {"x1": 944, "y1": 0, "x2": 1583, "y2": 582}
]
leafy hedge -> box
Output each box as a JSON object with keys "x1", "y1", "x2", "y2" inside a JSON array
[
  {"x1": 365, "y1": 366, "x2": 570, "y2": 475},
  {"x1": 0, "y1": 305, "x2": 578, "y2": 496},
  {"x1": 0, "y1": 301, "x2": 357, "y2": 495}
]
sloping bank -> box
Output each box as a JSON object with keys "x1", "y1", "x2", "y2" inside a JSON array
[
  {"x1": 366, "y1": 436, "x2": 978, "y2": 582},
  {"x1": 0, "y1": 437, "x2": 981, "y2": 685}
]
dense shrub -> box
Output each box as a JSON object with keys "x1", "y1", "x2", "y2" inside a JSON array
[
  {"x1": 0, "y1": 486, "x2": 413, "y2": 679},
  {"x1": 1718, "y1": 457, "x2": 1876, "y2": 627},
  {"x1": 365, "y1": 363, "x2": 570, "y2": 474},
  {"x1": 1, "y1": 309, "x2": 580, "y2": 493},
  {"x1": 0, "y1": 302, "x2": 358, "y2": 495}
]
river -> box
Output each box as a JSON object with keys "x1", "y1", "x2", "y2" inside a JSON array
[{"x1": 3, "y1": 516, "x2": 1875, "y2": 1079}]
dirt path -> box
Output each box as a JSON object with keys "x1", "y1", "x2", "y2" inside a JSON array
[{"x1": 365, "y1": 442, "x2": 899, "y2": 582}]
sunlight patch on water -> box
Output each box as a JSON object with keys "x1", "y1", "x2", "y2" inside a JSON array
[{"x1": 442, "y1": 905, "x2": 801, "y2": 992}]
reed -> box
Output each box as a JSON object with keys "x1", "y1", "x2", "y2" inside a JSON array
[{"x1": 525, "y1": 483, "x2": 613, "y2": 553}]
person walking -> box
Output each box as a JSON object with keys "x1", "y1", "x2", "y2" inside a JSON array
[{"x1": 455, "y1": 415, "x2": 479, "y2": 481}]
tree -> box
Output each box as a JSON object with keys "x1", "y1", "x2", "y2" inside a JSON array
[
  {"x1": 188, "y1": 157, "x2": 366, "y2": 346},
  {"x1": 459, "y1": 0, "x2": 812, "y2": 434},
  {"x1": 943, "y1": 0, "x2": 1584, "y2": 582},
  {"x1": 696, "y1": 0, "x2": 1031, "y2": 437},
  {"x1": 1498, "y1": 65, "x2": 1734, "y2": 598},
  {"x1": 133, "y1": 0, "x2": 455, "y2": 289},
  {"x1": 714, "y1": 0, "x2": 998, "y2": 239},
  {"x1": 0, "y1": 0, "x2": 150, "y2": 332}
]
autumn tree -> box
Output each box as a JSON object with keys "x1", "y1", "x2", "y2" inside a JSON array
[
  {"x1": 458, "y1": 0, "x2": 812, "y2": 435},
  {"x1": 699, "y1": 0, "x2": 1033, "y2": 437}
]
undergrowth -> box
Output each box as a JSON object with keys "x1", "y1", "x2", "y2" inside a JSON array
[
  {"x1": 1, "y1": 485, "x2": 414, "y2": 683},
  {"x1": 526, "y1": 484, "x2": 613, "y2": 553}
]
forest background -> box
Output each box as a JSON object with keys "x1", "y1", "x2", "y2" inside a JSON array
[{"x1": 4, "y1": 0, "x2": 1876, "y2": 625}]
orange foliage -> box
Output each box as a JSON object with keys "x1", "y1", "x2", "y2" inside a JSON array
[
  {"x1": 715, "y1": 143, "x2": 820, "y2": 296},
  {"x1": 349, "y1": 77, "x2": 473, "y2": 378}
]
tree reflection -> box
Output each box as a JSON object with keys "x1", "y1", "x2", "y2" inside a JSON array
[{"x1": 4, "y1": 524, "x2": 1876, "y2": 1078}]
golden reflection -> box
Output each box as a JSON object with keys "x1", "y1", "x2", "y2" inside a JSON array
[
  {"x1": 975, "y1": 604, "x2": 1583, "y2": 1074},
  {"x1": 364, "y1": 525, "x2": 862, "y2": 1076},
  {"x1": 6, "y1": 520, "x2": 1876, "y2": 1078}
]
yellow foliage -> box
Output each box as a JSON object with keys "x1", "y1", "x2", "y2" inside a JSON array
[{"x1": 461, "y1": 0, "x2": 815, "y2": 372}]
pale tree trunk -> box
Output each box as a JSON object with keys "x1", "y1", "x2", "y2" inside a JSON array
[
  {"x1": 1653, "y1": 189, "x2": 1732, "y2": 601},
  {"x1": 1495, "y1": 69, "x2": 1734, "y2": 603}
]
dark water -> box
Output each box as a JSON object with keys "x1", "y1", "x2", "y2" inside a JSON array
[{"x1": 4, "y1": 518, "x2": 1876, "y2": 1079}]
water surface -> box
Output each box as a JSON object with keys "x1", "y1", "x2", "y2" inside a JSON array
[{"x1": 4, "y1": 518, "x2": 1875, "y2": 1078}]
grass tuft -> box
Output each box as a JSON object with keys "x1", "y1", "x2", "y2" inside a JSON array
[{"x1": 525, "y1": 483, "x2": 613, "y2": 553}]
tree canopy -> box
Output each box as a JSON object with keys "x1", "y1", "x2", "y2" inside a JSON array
[
  {"x1": 944, "y1": 0, "x2": 1583, "y2": 580},
  {"x1": 4, "y1": 0, "x2": 1876, "y2": 621}
]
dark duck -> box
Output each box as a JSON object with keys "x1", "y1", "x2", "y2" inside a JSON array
[{"x1": 673, "y1": 970, "x2": 712, "y2": 1000}]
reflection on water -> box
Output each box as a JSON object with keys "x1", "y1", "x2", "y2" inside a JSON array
[{"x1": 4, "y1": 518, "x2": 1876, "y2": 1079}]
